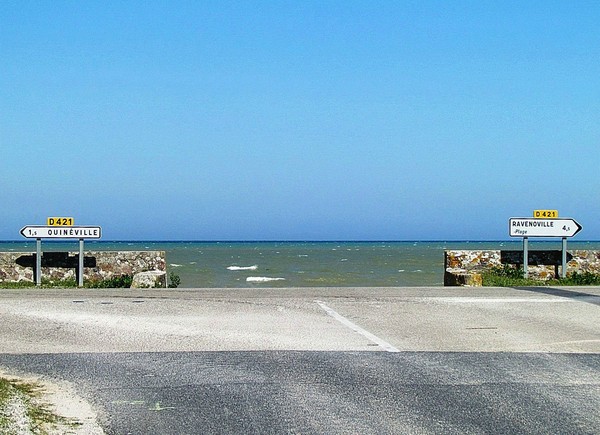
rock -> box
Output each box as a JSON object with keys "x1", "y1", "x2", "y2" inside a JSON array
[
  {"x1": 444, "y1": 271, "x2": 483, "y2": 287},
  {"x1": 131, "y1": 271, "x2": 166, "y2": 288},
  {"x1": 0, "y1": 251, "x2": 166, "y2": 284}
]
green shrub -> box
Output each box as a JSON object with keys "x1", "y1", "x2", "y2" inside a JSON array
[
  {"x1": 490, "y1": 265, "x2": 525, "y2": 279},
  {"x1": 483, "y1": 265, "x2": 600, "y2": 287},
  {"x1": 482, "y1": 265, "x2": 539, "y2": 287},
  {"x1": 168, "y1": 271, "x2": 181, "y2": 288},
  {"x1": 560, "y1": 272, "x2": 600, "y2": 286},
  {"x1": 86, "y1": 275, "x2": 133, "y2": 288}
]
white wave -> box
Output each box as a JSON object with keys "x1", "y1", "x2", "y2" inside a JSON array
[
  {"x1": 170, "y1": 264, "x2": 183, "y2": 267},
  {"x1": 227, "y1": 265, "x2": 258, "y2": 271},
  {"x1": 246, "y1": 277, "x2": 285, "y2": 283},
  {"x1": 398, "y1": 269, "x2": 405, "y2": 272}
]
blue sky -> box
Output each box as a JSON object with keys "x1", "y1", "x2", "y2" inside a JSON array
[{"x1": 1, "y1": 1, "x2": 599, "y2": 240}]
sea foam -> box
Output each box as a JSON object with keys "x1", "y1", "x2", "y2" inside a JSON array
[
  {"x1": 227, "y1": 265, "x2": 258, "y2": 271},
  {"x1": 246, "y1": 277, "x2": 285, "y2": 282}
]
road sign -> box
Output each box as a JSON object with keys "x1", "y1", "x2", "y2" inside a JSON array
[
  {"x1": 509, "y1": 218, "x2": 582, "y2": 238},
  {"x1": 20, "y1": 225, "x2": 102, "y2": 239},
  {"x1": 47, "y1": 217, "x2": 74, "y2": 226},
  {"x1": 533, "y1": 210, "x2": 558, "y2": 219}
]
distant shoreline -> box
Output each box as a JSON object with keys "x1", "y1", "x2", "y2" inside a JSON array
[{"x1": 2, "y1": 239, "x2": 600, "y2": 243}]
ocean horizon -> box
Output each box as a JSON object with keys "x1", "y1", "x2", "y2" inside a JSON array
[{"x1": 2, "y1": 240, "x2": 599, "y2": 288}]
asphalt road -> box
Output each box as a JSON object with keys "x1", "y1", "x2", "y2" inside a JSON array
[{"x1": 0, "y1": 286, "x2": 599, "y2": 434}]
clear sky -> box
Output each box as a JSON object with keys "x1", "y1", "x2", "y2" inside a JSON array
[{"x1": 1, "y1": 1, "x2": 599, "y2": 241}]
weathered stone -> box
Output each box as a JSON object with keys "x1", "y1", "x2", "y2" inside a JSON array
[
  {"x1": 444, "y1": 270, "x2": 482, "y2": 286},
  {"x1": 444, "y1": 250, "x2": 600, "y2": 286},
  {"x1": 131, "y1": 271, "x2": 166, "y2": 288},
  {"x1": 0, "y1": 251, "x2": 166, "y2": 284}
]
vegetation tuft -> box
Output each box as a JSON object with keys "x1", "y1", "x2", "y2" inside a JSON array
[
  {"x1": 0, "y1": 377, "x2": 74, "y2": 434},
  {"x1": 482, "y1": 265, "x2": 600, "y2": 287},
  {"x1": 0, "y1": 272, "x2": 181, "y2": 289},
  {"x1": 0, "y1": 275, "x2": 134, "y2": 289},
  {"x1": 86, "y1": 274, "x2": 133, "y2": 288},
  {"x1": 168, "y1": 271, "x2": 181, "y2": 288}
]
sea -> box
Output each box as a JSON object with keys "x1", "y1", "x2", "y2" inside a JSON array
[{"x1": 1, "y1": 240, "x2": 599, "y2": 288}]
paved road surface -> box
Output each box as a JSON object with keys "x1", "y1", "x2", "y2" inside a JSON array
[{"x1": 0, "y1": 286, "x2": 599, "y2": 434}]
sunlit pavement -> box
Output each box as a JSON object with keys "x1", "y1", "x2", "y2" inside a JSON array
[{"x1": 0, "y1": 286, "x2": 599, "y2": 434}]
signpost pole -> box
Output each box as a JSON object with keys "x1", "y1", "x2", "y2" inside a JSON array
[
  {"x1": 36, "y1": 238, "x2": 42, "y2": 286},
  {"x1": 21, "y1": 221, "x2": 102, "y2": 288},
  {"x1": 561, "y1": 237, "x2": 568, "y2": 279},
  {"x1": 510, "y1": 214, "x2": 582, "y2": 280},
  {"x1": 523, "y1": 237, "x2": 529, "y2": 279},
  {"x1": 78, "y1": 239, "x2": 84, "y2": 287}
]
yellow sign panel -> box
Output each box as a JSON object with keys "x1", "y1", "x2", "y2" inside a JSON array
[
  {"x1": 533, "y1": 210, "x2": 558, "y2": 219},
  {"x1": 47, "y1": 217, "x2": 74, "y2": 226}
]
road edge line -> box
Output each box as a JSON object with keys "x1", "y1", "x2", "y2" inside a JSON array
[{"x1": 315, "y1": 300, "x2": 400, "y2": 353}]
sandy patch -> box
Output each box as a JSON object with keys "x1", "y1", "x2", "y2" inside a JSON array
[{"x1": 0, "y1": 368, "x2": 105, "y2": 434}]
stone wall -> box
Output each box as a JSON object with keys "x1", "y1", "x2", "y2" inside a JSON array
[
  {"x1": 0, "y1": 251, "x2": 166, "y2": 284},
  {"x1": 444, "y1": 250, "x2": 600, "y2": 286}
]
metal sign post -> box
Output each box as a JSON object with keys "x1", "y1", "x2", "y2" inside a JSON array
[
  {"x1": 562, "y1": 237, "x2": 568, "y2": 279},
  {"x1": 20, "y1": 222, "x2": 102, "y2": 287},
  {"x1": 509, "y1": 214, "x2": 582, "y2": 280},
  {"x1": 79, "y1": 238, "x2": 85, "y2": 287},
  {"x1": 36, "y1": 238, "x2": 42, "y2": 286},
  {"x1": 523, "y1": 237, "x2": 529, "y2": 278}
]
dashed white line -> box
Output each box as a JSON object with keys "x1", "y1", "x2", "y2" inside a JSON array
[{"x1": 315, "y1": 300, "x2": 400, "y2": 353}]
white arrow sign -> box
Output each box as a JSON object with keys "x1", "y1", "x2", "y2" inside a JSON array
[
  {"x1": 509, "y1": 218, "x2": 582, "y2": 238},
  {"x1": 20, "y1": 225, "x2": 102, "y2": 239}
]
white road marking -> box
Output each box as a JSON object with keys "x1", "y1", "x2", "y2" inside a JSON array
[{"x1": 315, "y1": 300, "x2": 400, "y2": 353}]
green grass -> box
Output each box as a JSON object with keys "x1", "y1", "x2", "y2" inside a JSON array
[
  {"x1": 482, "y1": 265, "x2": 600, "y2": 287},
  {"x1": 86, "y1": 274, "x2": 133, "y2": 288},
  {"x1": 0, "y1": 281, "x2": 41, "y2": 289},
  {"x1": 0, "y1": 275, "x2": 134, "y2": 289},
  {"x1": 1, "y1": 271, "x2": 181, "y2": 289}
]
